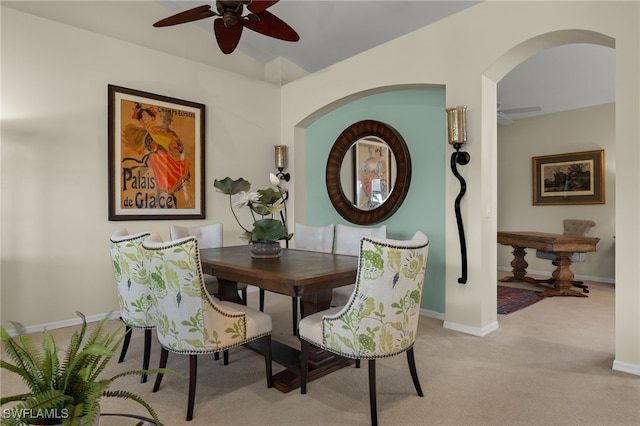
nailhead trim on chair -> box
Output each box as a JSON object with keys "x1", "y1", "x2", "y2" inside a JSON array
[{"x1": 300, "y1": 235, "x2": 429, "y2": 360}]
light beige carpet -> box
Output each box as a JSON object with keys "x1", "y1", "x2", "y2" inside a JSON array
[{"x1": 2, "y1": 276, "x2": 639, "y2": 426}]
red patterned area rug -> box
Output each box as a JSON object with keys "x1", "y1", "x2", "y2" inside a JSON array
[{"x1": 497, "y1": 285, "x2": 544, "y2": 315}]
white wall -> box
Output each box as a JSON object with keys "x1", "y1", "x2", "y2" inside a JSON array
[
  {"x1": 1, "y1": 8, "x2": 281, "y2": 326},
  {"x1": 281, "y1": 2, "x2": 639, "y2": 373},
  {"x1": 497, "y1": 103, "x2": 616, "y2": 281}
]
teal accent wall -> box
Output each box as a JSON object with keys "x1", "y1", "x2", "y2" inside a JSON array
[{"x1": 305, "y1": 88, "x2": 446, "y2": 313}]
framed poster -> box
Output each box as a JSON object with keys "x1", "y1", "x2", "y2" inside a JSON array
[
  {"x1": 532, "y1": 149, "x2": 605, "y2": 205},
  {"x1": 353, "y1": 137, "x2": 391, "y2": 210},
  {"x1": 108, "y1": 85, "x2": 205, "y2": 220}
]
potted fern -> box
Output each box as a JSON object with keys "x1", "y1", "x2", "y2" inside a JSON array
[{"x1": 1, "y1": 311, "x2": 172, "y2": 426}]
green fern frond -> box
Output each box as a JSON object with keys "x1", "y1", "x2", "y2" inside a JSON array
[
  {"x1": 0, "y1": 391, "x2": 31, "y2": 405},
  {"x1": 2, "y1": 389, "x2": 71, "y2": 423},
  {"x1": 2, "y1": 312, "x2": 172, "y2": 426},
  {"x1": 107, "y1": 367, "x2": 185, "y2": 383},
  {"x1": 102, "y1": 389, "x2": 162, "y2": 426}
]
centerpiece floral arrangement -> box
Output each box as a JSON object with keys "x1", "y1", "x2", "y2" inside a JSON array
[{"x1": 214, "y1": 174, "x2": 292, "y2": 244}]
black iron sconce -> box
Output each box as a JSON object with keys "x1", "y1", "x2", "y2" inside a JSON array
[
  {"x1": 446, "y1": 106, "x2": 470, "y2": 284},
  {"x1": 274, "y1": 145, "x2": 291, "y2": 182}
]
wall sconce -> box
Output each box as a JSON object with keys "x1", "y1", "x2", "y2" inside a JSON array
[
  {"x1": 274, "y1": 145, "x2": 291, "y2": 182},
  {"x1": 446, "y1": 106, "x2": 470, "y2": 284}
]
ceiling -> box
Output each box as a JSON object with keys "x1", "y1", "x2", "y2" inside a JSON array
[{"x1": 3, "y1": 0, "x2": 615, "y2": 123}]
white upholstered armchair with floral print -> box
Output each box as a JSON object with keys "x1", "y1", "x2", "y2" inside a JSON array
[
  {"x1": 109, "y1": 229, "x2": 154, "y2": 383},
  {"x1": 299, "y1": 231, "x2": 429, "y2": 426},
  {"x1": 142, "y1": 233, "x2": 273, "y2": 421}
]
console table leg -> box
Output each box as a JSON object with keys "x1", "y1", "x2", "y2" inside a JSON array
[
  {"x1": 499, "y1": 246, "x2": 539, "y2": 286},
  {"x1": 541, "y1": 253, "x2": 588, "y2": 297}
]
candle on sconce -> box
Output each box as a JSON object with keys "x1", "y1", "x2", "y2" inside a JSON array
[
  {"x1": 274, "y1": 145, "x2": 287, "y2": 169},
  {"x1": 446, "y1": 106, "x2": 467, "y2": 145}
]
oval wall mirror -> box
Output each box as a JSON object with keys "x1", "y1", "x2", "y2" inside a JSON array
[{"x1": 326, "y1": 120, "x2": 412, "y2": 225}]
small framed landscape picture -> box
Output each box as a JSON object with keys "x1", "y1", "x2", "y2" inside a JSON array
[
  {"x1": 108, "y1": 85, "x2": 205, "y2": 220},
  {"x1": 532, "y1": 149, "x2": 605, "y2": 205}
]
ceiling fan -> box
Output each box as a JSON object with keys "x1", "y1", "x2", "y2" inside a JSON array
[
  {"x1": 497, "y1": 103, "x2": 542, "y2": 125},
  {"x1": 153, "y1": 0, "x2": 299, "y2": 54}
]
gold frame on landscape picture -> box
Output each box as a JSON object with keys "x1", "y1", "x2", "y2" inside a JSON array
[
  {"x1": 532, "y1": 149, "x2": 605, "y2": 206},
  {"x1": 108, "y1": 85, "x2": 205, "y2": 220}
]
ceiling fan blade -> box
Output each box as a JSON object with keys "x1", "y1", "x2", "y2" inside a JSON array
[
  {"x1": 243, "y1": 10, "x2": 300, "y2": 41},
  {"x1": 501, "y1": 106, "x2": 542, "y2": 114},
  {"x1": 214, "y1": 18, "x2": 244, "y2": 54},
  {"x1": 153, "y1": 5, "x2": 217, "y2": 27},
  {"x1": 247, "y1": 0, "x2": 279, "y2": 14}
]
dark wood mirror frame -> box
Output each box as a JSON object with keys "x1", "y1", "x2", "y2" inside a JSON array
[{"x1": 326, "y1": 120, "x2": 412, "y2": 225}]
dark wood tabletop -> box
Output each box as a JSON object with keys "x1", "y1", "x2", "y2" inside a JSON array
[{"x1": 199, "y1": 245, "x2": 359, "y2": 298}]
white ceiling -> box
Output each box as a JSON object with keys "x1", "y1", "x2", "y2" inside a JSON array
[{"x1": 3, "y1": 0, "x2": 615, "y2": 122}]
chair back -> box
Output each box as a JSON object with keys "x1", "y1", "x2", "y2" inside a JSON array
[
  {"x1": 142, "y1": 233, "x2": 247, "y2": 353},
  {"x1": 563, "y1": 219, "x2": 596, "y2": 236},
  {"x1": 294, "y1": 223, "x2": 334, "y2": 253},
  {"x1": 109, "y1": 229, "x2": 154, "y2": 328},
  {"x1": 334, "y1": 224, "x2": 387, "y2": 256},
  {"x1": 170, "y1": 223, "x2": 223, "y2": 249},
  {"x1": 323, "y1": 231, "x2": 429, "y2": 359}
]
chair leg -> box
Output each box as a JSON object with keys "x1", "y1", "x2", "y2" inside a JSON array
[
  {"x1": 300, "y1": 339, "x2": 310, "y2": 394},
  {"x1": 141, "y1": 328, "x2": 152, "y2": 383},
  {"x1": 187, "y1": 355, "x2": 197, "y2": 421},
  {"x1": 223, "y1": 349, "x2": 229, "y2": 365},
  {"x1": 214, "y1": 352, "x2": 219, "y2": 361},
  {"x1": 291, "y1": 297, "x2": 298, "y2": 335},
  {"x1": 153, "y1": 348, "x2": 169, "y2": 392},
  {"x1": 264, "y1": 335, "x2": 273, "y2": 388},
  {"x1": 406, "y1": 347, "x2": 424, "y2": 397},
  {"x1": 241, "y1": 287, "x2": 248, "y2": 305},
  {"x1": 259, "y1": 289, "x2": 265, "y2": 312},
  {"x1": 368, "y1": 359, "x2": 377, "y2": 426},
  {"x1": 118, "y1": 324, "x2": 132, "y2": 363}
]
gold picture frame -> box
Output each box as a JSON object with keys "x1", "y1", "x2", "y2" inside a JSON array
[
  {"x1": 108, "y1": 85, "x2": 205, "y2": 220},
  {"x1": 532, "y1": 149, "x2": 605, "y2": 205}
]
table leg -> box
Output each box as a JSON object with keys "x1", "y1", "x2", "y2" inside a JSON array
[
  {"x1": 499, "y1": 246, "x2": 539, "y2": 286},
  {"x1": 541, "y1": 252, "x2": 588, "y2": 297},
  {"x1": 215, "y1": 278, "x2": 244, "y2": 304},
  {"x1": 269, "y1": 290, "x2": 353, "y2": 392},
  {"x1": 216, "y1": 279, "x2": 353, "y2": 393}
]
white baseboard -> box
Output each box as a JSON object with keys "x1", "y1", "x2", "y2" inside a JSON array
[
  {"x1": 443, "y1": 320, "x2": 500, "y2": 337},
  {"x1": 4, "y1": 311, "x2": 121, "y2": 337},
  {"x1": 612, "y1": 359, "x2": 640, "y2": 377},
  {"x1": 497, "y1": 266, "x2": 615, "y2": 284},
  {"x1": 420, "y1": 308, "x2": 444, "y2": 321}
]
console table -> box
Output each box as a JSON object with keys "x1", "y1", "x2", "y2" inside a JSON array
[{"x1": 497, "y1": 231, "x2": 600, "y2": 297}]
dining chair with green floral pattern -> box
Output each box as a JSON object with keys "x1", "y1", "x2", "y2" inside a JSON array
[
  {"x1": 299, "y1": 231, "x2": 429, "y2": 426},
  {"x1": 109, "y1": 229, "x2": 154, "y2": 383},
  {"x1": 170, "y1": 223, "x2": 249, "y2": 303},
  {"x1": 142, "y1": 233, "x2": 273, "y2": 421}
]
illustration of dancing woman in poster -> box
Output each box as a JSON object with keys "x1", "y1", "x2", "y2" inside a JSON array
[{"x1": 120, "y1": 102, "x2": 194, "y2": 209}]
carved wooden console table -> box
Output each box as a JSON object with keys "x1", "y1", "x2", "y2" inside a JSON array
[{"x1": 497, "y1": 231, "x2": 599, "y2": 297}]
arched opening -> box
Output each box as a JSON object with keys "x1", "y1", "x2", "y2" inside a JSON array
[{"x1": 487, "y1": 31, "x2": 616, "y2": 347}]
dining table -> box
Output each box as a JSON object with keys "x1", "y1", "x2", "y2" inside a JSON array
[{"x1": 199, "y1": 245, "x2": 359, "y2": 393}]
